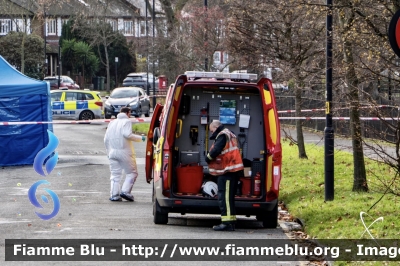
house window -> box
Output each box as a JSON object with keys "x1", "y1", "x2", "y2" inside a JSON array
[
  {"x1": 13, "y1": 19, "x2": 26, "y2": 33},
  {"x1": 223, "y1": 52, "x2": 228, "y2": 64},
  {"x1": 0, "y1": 19, "x2": 12, "y2": 35},
  {"x1": 140, "y1": 21, "x2": 146, "y2": 36},
  {"x1": 62, "y1": 19, "x2": 69, "y2": 25},
  {"x1": 47, "y1": 19, "x2": 56, "y2": 35},
  {"x1": 213, "y1": 51, "x2": 221, "y2": 64},
  {"x1": 124, "y1": 21, "x2": 134, "y2": 36},
  {"x1": 107, "y1": 19, "x2": 117, "y2": 31}
]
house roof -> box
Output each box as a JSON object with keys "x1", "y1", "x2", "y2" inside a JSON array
[{"x1": 2, "y1": 0, "x2": 140, "y2": 18}]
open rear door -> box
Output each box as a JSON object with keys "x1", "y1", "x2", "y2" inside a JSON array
[{"x1": 145, "y1": 104, "x2": 164, "y2": 183}]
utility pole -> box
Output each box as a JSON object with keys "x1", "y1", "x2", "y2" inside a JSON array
[
  {"x1": 204, "y1": 0, "x2": 208, "y2": 71},
  {"x1": 325, "y1": 0, "x2": 334, "y2": 201}
]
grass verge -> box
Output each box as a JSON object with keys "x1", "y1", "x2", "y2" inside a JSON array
[
  {"x1": 281, "y1": 138, "x2": 399, "y2": 239},
  {"x1": 132, "y1": 123, "x2": 150, "y2": 134}
]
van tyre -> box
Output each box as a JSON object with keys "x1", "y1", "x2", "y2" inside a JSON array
[
  {"x1": 153, "y1": 199, "x2": 168, "y2": 224},
  {"x1": 256, "y1": 202, "x2": 278, "y2": 228},
  {"x1": 153, "y1": 186, "x2": 168, "y2": 224},
  {"x1": 145, "y1": 109, "x2": 150, "y2": 117},
  {"x1": 79, "y1": 110, "x2": 94, "y2": 120},
  {"x1": 105, "y1": 114, "x2": 111, "y2": 119}
]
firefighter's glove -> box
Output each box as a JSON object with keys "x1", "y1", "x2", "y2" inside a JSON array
[{"x1": 205, "y1": 154, "x2": 212, "y2": 164}]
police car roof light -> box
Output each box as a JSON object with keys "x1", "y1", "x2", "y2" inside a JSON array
[{"x1": 185, "y1": 71, "x2": 257, "y2": 81}]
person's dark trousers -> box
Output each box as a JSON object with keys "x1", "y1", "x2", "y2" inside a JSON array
[{"x1": 217, "y1": 173, "x2": 238, "y2": 224}]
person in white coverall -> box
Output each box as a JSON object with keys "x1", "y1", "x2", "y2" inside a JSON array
[{"x1": 104, "y1": 107, "x2": 145, "y2": 201}]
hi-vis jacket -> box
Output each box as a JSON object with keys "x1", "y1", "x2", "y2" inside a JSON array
[{"x1": 207, "y1": 128, "x2": 244, "y2": 176}]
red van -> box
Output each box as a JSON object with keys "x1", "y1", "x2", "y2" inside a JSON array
[{"x1": 145, "y1": 71, "x2": 282, "y2": 228}]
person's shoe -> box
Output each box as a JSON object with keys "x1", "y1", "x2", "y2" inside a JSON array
[
  {"x1": 120, "y1": 192, "x2": 134, "y2": 201},
  {"x1": 213, "y1": 223, "x2": 235, "y2": 231},
  {"x1": 109, "y1": 195, "x2": 122, "y2": 201}
]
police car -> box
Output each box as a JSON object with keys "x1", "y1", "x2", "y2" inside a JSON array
[{"x1": 50, "y1": 90, "x2": 104, "y2": 120}]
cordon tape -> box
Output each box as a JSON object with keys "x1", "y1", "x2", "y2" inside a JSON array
[
  {"x1": 1, "y1": 116, "x2": 399, "y2": 126},
  {"x1": 0, "y1": 105, "x2": 398, "y2": 126}
]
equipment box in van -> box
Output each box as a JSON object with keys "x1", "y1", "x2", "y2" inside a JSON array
[{"x1": 145, "y1": 71, "x2": 282, "y2": 228}]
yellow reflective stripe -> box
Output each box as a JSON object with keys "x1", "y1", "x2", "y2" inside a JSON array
[
  {"x1": 207, "y1": 154, "x2": 213, "y2": 160},
  {"x1": 221, "y1": 215, "x2": 236, "y2": 222},
  {"x1": 268, "y1": 109, "x2": 277, "y2": 145},
  {"x1": 225, "y1": 180, "x2": 231, "y2": 218}
]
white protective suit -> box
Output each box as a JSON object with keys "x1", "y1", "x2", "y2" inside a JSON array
[{"x1": 104, "y1": 113, "x2": 142, "y2": 198}]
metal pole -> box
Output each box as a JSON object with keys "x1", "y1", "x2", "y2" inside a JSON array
[
  {"x1": 115, "y1": 57, "x2": 118, "y2": 89},
  {"x1": 204, "y1": 0, "x2": 208, "y2": 71},
  {"x1": 152, "y1": 0, "x2": 156, "y2": 107},
  {"x1": 44, "y1": 6, "x2": 47, "y2": 77},
  {"x1": 324, "y1": 0, "x2": 334, "y2": 201},
  {"x1": 145, "y1": 0, "x2": 150, "y2": 97},
  {"x1": 58, "y1": 44, "x2": 61, "y2": 89}
]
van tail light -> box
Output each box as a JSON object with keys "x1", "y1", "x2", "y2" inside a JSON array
[{"x1": 95, "y1": 101, "x2": 103, "y2": 107}]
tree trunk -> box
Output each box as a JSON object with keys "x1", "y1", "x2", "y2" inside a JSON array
[
  {"x1": 339, "y1": 13, "x2": 368, "y2": 192},
  {"x1": 295, "y1": 84, "x2": 308, "y2": 159},
  {"x1": 104, "y1": 45, "x2": 110, "y2": 92},
  {"x1": 21, "y1": 33, "x2": 25, "y2": 74}
]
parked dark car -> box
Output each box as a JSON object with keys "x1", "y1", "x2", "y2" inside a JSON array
[
  {"x1": 104, "y1": 87, "x2": 151, "y2": 118},
  {"x1": 122, "y1": 72, "x2": 156, "y2": 90},
  {"x1": 44, "y1": 76, "x2": 80, "y2": 90}
]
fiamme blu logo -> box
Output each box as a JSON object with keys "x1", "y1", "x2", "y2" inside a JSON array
[{"x1": 28, "y1": 130, "x2": 60, "y2": 220}]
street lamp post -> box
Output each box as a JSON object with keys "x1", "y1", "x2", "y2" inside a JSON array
[
  {"x1": 115, "y1": 57, "x2": 118, "y2": 89},
  {"x1": 145, "y1": 0, "x2": 150, "y2": 97},
  {"x1": 325, "y1": 0, "x2": 334, "y2": 201},
  {"x1": 204, "y1": 0, "x2": 208, "y2": 71}
]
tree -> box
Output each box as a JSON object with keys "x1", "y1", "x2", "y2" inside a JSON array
[
  {"x1": 227, "y1": 0, "x2": 327, "y2": 159},
  {"x1": 0, "y1": 32, "x2": 45, "y2": 79}
]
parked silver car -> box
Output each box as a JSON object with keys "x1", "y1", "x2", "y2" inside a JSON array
[{"x1": 104, "y1": 87, "x2": 151, "y2": 118}]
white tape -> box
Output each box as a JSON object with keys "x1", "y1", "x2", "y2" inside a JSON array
[{"x1": 278, "y1": 105, "x2": 395, "y2": 114}]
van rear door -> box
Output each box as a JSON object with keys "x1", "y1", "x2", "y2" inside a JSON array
[{"x1": 145, "y1": 104, "x2": 163, "y2": 183}]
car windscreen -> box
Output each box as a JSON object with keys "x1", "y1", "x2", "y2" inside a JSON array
[{"x1": 110, "y1": 90, "x2": 139, "y2": 98}]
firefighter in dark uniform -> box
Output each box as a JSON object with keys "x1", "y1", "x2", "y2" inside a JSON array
[{"x1": 206, "y1": 120, "x2": 244, "y2": 231}]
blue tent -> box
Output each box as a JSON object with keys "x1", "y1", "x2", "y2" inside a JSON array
[{"x1": 0, "y1": 56, "x2": 53, "y2": 166}]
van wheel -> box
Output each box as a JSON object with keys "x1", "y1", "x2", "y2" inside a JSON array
[
  {"x1": 153, "y1": 186, "x2": 168, "y2": 224},
  {"x1": 256, "y1": 202, "x2": 278, "y2": 228},
  {"x1": 105, "y1": 114, "x2": 111, "y2": 119},
  {"x1": 79, "y1": 110, "x2": 94, "y2": 120},
  {"x1": 153, "y1": 200, "x2": 168, "y2": 224},
  {"x1": 145, "y1": 109, "x2": 150, "y2": 117}
]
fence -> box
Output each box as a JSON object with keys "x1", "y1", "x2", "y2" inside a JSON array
[{"x1": 276, "y1": 94, "x2": 400, "y2": 143}]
